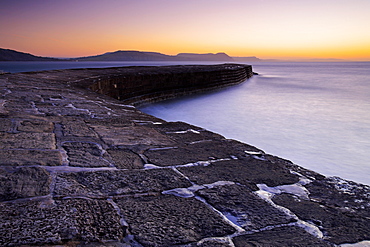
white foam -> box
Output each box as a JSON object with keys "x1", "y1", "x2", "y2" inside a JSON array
[
  {"x1": 257, "y1": 183, "x2": 310, "y2": 200},
  {"x1": 144, "y1": 164, "x2": 162, "y2": 169},
  {"x1": 166, "y1": 129, "x2": 200, "y2": 134},
  {"x1": 295, "y1": 220, "x2": 323, "y2": 239},
  {"x1": 205, "y1": 181, "x2": 236, "y2": 189},
  {"x1": 162, "y1": 188, "x2": 194, "y2": 198},
  {"x1": 244, "y1": 150, "x2": 263, "y2": 155}
]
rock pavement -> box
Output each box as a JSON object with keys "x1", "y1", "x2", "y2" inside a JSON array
[{"x1": 0, "y1": 65, "x2": 369, "y2": 246}]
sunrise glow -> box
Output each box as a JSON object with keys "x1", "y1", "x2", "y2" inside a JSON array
[{"x1": 1, "y1": 0, "x2": 370, "y2": 60}]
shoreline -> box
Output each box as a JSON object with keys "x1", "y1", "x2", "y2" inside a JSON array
[{"x1": 0, "y1": 64, "x2": 369, "y2": 246}]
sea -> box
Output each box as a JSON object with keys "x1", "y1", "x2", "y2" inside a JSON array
[{"x1": 1, "y1": 61, "x2": 369, "y2": 185}]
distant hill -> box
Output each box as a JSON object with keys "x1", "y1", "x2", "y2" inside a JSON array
[
  {"x1": 0, "y1": 48, "x2": 59, "y2": 61},
  {"x1": 232, "y1": 56, "x2": 262, "y2": 62},
  {"x1": 75, "y1": 50, "x2": 235, "y2": 62},
  {"x1": 75, "y1": 50, "x2": 174, "y2": 61},
  {"x1": 175, "y1": 52, "x2": 234, "y2": 61},
  {"x1": 1, "y1": 48, "x2": 260, "y2": 62}
]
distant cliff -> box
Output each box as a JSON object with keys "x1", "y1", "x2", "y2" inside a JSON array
[
  {"x1": 0, "y1": 48, "x2": 59, "y2": 61},
  {"x1": 75, "y1": 51, "x2": 234, "y2": 62},
  {"x1": 175, "y1": 52, "x2": 233, "y2": 61}
]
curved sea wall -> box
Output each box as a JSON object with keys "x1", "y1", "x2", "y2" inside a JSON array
[
  {"x1": 0, "y1": 64, "x2": 369, "y2": 246},
  {"x1": 87, "y1": 64, "x2": 253, "y2": 105}
]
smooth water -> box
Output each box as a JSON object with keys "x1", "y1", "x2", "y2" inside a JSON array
[
  {"x1": 140, "y1": 62, "x2": 370, "y2": 185},
  {"x1": 0, "y1": 61, "x2": 221, "y2": 73},
  {"x1": 2, "y1": 61, "x2": 369, "y2": 185}
]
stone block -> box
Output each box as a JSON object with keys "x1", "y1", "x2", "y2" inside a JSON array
[
  {"x1": 54, "y1": 168, "x2": 192, "y2": 198},
  {"x1": 0, "y1": 150, "x2": 62, "y2": 166},
  {"x1": 305, "y1": 177, "x2": 370, "y2": 218},
  {"x1": 90, "y1": 125, "x2": 175, "y2": 146},
  {"x1": 272, "y1": 193, "x2": 370, "y2": 245},
  {"x1": 178, "y1": 158, "x2": 299, "y2": 189},
  {"x1": 0, "y1": 132, "x2": 56, "y2": 149},
  {"x1": 17, "y1": 119, "x2": 54, "y2": 132},
  {"x1": 145, "y1": 140, "x2": 264, "y2": 167},
  {"x1": 232, "y1": 226, "x2": 333, "y2": 247},
  {"x1": 106, "y1": 148, "x2": 144, "y2": 169},
  {"x1": 34, "y1": 102, "x2": 92, "y2": 117},
  {"x1": 115, "y1": 194, "x2": 236, "y2": 246},
  {"x1": 0, "y1": 167, "x2": 51, "y2": 201},
  {"x1": 0, "y1": 198, "x2": 124, "y2": 246},
  {"x1": 62, "y1": 141, "x2": 111, "y2": 167},
  {"x1": 150, "y1": 121, "x2": 226, "y2": 144},
  {"x1": 62, "y1": 118, "x2": 98, "y2": 137},
  {"x1": 197, "y1": 184, "x2": 296, "y2": 230}
]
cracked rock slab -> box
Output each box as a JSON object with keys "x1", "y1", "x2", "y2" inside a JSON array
[
  {"x1": 0, "y1": 198, "x2": 125, "y2": 246},
  {"x1": 90, "y1": 125, "x2": 175, "y2": 146},
  {"x1": 272, "y1": 193, "x2": 370, "y2": 245},
  {"x1": 115, "y1": 194, "x2": 236, "y2": 247},
  {"x1": 54, "y1": 168, "x2": 192, "y2": 198},
  {"x1": 150, "y1": 121, "x2": 226, "y2": 144},
  {"x1": 178, "y1": 158, "x2": 299, "y2": 189},
  {"x1": 61, "y1": 119, "x2": 98, "y2": 137},
  {"x1": 196, "y1": 184, "x2": 296, "y2": 230},
  {"x1": 181, "y1": 238, "x2": 233, "y2": 247},
  {"x1": 106, "y1": 148, "x2": 144, "y2": 169},
  {"x1": 62, "y1": 141, "x2": 111, "y2": 167},
  {"x1": 232, "y1": 226, "x2": 334, "y2": 247},
  {"x1": 17, "y1": 119, "x2": 54, "y2": 132},
  {"x1": 145, "y1": 139, "x2": 265, "y2": 167},
  {"x1": 0, "y1": 166, "x2": 51, "y2": 202},
  {"x1": 0, "y1": 149, "x2": 62, "y2": 166},
  {"x1": 0, "y1": 132, "x2": 56, "y2": 149},
  {"x1": 305, "y1": 177, "x2": 370, "y2": 218}
]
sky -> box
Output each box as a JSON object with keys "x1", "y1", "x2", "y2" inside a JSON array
[{"x1": 1, "y1": 0, "x2": 370, "y2": 60}]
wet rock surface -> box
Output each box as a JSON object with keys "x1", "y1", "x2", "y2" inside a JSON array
[
  {"x1": 115, "y1": 194, "x2": 236, "y2": 247},
  {"x1": 196, "y1": 184, "x2": 296, "y2": 230},
  {"x1": 0, "y1": 64, "x2": 369, "y2": 246},
  {"x1": 232, "y1": 225, "x2": 334, "y2": 247}
]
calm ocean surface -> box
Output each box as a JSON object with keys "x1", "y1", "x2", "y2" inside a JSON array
[{"x1": 1, "y1": 61, "x2": 369, "y2": 185}]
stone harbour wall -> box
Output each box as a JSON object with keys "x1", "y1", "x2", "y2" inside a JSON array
[
  {"x1": 0, "y1": 64, "x2": 369, "y2": 247},
  {"x1": 87, "y1": 64, "x2": 253, "y2": 105}
]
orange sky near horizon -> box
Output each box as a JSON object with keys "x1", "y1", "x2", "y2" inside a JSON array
[{"x1": 1, "y1": 0, "x2": 370, "y2": 60}]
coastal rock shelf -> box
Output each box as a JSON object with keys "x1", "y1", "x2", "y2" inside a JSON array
[{"x1": 0, "y1": 64, "x2": 369, "y2": 246}]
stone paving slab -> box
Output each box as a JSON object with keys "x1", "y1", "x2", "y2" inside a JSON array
[
  {"x1": 0, "y1": 198, "x2": 124, "y2": 246},
  {"x1": 54, "y1": 168, "x2": 192, "y2": 198},
  {"x1": 0, "y1": 166, "x2": 51, "y2": 201},
  {"x1": 61, "y1": 118, "x2": 98, "y2": 137},
  {"x1": 232, "y1": 226, "x2": 334, "y2": 247},
  {"x1": 0, "y1": 149, "x2": 62, "y2": 166},
  {"x1": 145, "y1": 140, "x2": 256, "y2": 167},
  {"x1": 178, "y1": 157, "x2": 299, "y2": 189},
  {"x1": 106, "y1": 148, "x2": 144, "y2": 169},
  {"x1": 17, "y1": 119, "x2": 54, "y2": 132},
  {"x1": 62, "y1": 141, "x2": 112, "y2": 167},
  {"x1": 196, "y1": 184, "x2": 296, "y2": 230},
  {"x1": 91, "y1": 125, "x2": 175, "y2": 146},
  {"x1": 114, "y1": 194, "x2": 236, "y2": 247},
  {"x1": 272, "y1": 192, "x2": 370, "y2": 244},
  {"x1": 0, "y1": 132, "x2": 56, "y2": 149}
]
